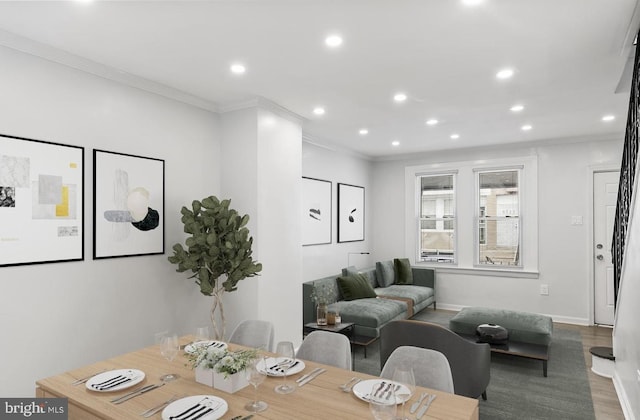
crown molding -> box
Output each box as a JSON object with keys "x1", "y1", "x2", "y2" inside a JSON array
[
  {"x1": 0, "y1": 28, "x2": 220, "y2": 113},
  {"x1": 218, "y1": 96, "x2": 305, "y2": 125}
]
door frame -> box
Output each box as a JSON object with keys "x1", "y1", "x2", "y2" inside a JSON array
[{"x1": 588, "y1": 165, "x2": 619, "y2": 326}]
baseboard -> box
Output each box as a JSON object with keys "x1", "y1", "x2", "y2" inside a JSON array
[
  {"x1": 613, "y1": 371, "x2": 634, "y2": 420},
  {"x1": 433, "y1": 304, "x2": 590, "y2": 326}
]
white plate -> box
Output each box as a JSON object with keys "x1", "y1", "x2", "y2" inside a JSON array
[
  {"x1": 257, "y1": 357, "x2": 306, "y2": 377},
  {"x1": 184, "y1": 340, "x2": 228, "y2": 354},
  {"x1": 162, "y1": 395, "x2": 227, "y2": 420},
  {"x1": 85, "y1": 369, "x2": 145, "y2": 392},
  {"x1": 352, "y1": 379, "x2": 412, "y2": 404}
]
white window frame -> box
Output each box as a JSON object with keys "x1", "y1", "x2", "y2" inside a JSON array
[
  {"x1": 416, "y1": 172, "x2": 457, "y2": 264},
  {"x1": 405, "y1": 156, "x2": 538, "y2": 277},
  {"x1": 474, "y1": 167, "x2": 523, "y2": 268}
]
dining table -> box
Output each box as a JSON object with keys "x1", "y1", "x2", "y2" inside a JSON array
[{"x1": 35, "y1": 336, "x2": 479, "y2": 420}]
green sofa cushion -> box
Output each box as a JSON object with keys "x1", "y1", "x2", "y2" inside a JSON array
[
  {"x1": 337, "y1": 273, "x2": 377, "y2": 301},
  {"x1": 375, "y1": 285, "x2": 433, "y2": 304},
  {"x1": 332, "y1": 298, "x2": 407, "y2": 328},
  {"x1": 394, "y1": 258, "x2": 413, "y2": 284},
  {"x1": 376, "y1": 260, "x2": 395, "y2": 287}
]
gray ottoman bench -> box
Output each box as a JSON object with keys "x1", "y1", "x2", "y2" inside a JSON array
[{"x1": 449, "y1": 307, "x2": 553, "y2": 376}]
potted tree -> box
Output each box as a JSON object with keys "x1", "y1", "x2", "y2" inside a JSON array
[{"x1": 168, "y1": 196, "x2": 262, "y2": 339}]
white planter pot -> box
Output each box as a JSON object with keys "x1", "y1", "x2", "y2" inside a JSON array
[
  {"x1": 195, "y1": 367, "x2": 215, "y2": 387},
  {"x1": 212, "y1": 371, "x2": 249, "y2": 394}
]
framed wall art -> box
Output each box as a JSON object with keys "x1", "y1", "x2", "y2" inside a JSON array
[
  {"x1": 93, "y1": 149, "x2": 165, "y2": 259},
  {"x1": 0, "y1": 133, "x2": 84, "y2": 267},
  {"x1": 338, "y1": 182, "x2": 365, "y2": 243},
  {"x1": 302, "y1": 176, "x2": 332, "y2": 246}
]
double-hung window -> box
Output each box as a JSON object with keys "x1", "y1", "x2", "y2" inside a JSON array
[
  {"x1": 418, "y1": 173, "x2": 456, "y2": 263},
  {"x1": 476, "y1": 169, "x2": 521, "y2": 267},
  {"x1": 408, "y1": 156, "x2": 537, "y2": 273}
]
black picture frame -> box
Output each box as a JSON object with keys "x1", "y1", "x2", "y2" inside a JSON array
[
  {"x1": 93, "y1": 149, "x2": 165, "y2": 259},
  {"x1": 0, "y1": 133, "x2": 84, "y2": 267},
  {"x1": 338, "y1": 183, "x2": 365, "y2": 243},
  {"x1": 302, "y1": 176, "x2": 332, "y2": 246}
]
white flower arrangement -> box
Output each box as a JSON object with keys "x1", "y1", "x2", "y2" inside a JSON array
[{"x1": 187, "y1": 344, "x2": 258, "y2": 379}]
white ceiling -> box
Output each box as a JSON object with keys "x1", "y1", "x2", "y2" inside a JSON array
[{"x1": 0, "y1": 0, "x2": 637, "y2": 159}]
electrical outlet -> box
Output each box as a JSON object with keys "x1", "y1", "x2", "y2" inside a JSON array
[{"x1": 540, "y1": 284, "x2": 549, "y2": 295}]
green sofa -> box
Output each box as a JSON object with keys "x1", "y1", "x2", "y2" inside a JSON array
[{"x1": 302, "y1": 262, "x2": 436, "y2": 338}]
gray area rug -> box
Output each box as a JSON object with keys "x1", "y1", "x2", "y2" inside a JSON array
[{"x1": 352, "y1": 310, "x2": 595, "y2": 420}]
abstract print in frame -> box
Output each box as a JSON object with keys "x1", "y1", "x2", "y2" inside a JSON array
[
  {"x1": 0, "y1": 133, "x2": 84, "y2": 267},
  {"x1": 302, "y1": 176, "x2": 332, "y2": 246},
  {"x1": 93, "y1": 149, "x2": 164, "y2": 259},
  {"x1": 337, "y1": 182, "x2": 365, "y2": 243}
]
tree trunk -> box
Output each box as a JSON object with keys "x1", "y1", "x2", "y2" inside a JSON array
[{"x1": 210, "y1": 288, "x2": 226, "y2": 340}]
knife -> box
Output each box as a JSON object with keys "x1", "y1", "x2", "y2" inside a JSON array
[
  {"x1": 296, "y1": 367, "x2": 322, "y2": 383},
  {"x1": 111, "y1": 383, "x2": 164, "y2": 404},
  {"x1": 416, "y1": 394, "x2": 437, "y2": 419},
  {"x1": 410, "y1": 392, "x2": 428, "y2": 414},
  {"x1": 298, "y1": 368, "x2": 326, "y2": 386}
]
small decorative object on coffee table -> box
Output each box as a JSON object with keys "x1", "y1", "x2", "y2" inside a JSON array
[{"x1": 317, "y1": 303, "x2": 328, "y2": 326}]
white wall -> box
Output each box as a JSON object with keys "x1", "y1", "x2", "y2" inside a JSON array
[
  {"x1": 301, "y1": 142, "x2": 374, "y2": 280},
  {"x1": 371, "y1": 138, "x2": 622, "y2": 323},
  {"x1": 220, "y1": 106, "x2": 303, "y2": 346},
  {"x1": 612, "y1": 155, "x2": 640, "y2": 420},
  {"x1": 0, "y1": 46, "x2": 220, "y2": 396}
]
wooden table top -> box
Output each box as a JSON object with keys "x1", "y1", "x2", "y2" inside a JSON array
[{"x1": 36, "y1": 336, "x2": 478, "y2": 420}]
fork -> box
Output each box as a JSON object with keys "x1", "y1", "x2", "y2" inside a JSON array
[{"x1": 340, "y1": 377, "x2": 361, "y2": 392}]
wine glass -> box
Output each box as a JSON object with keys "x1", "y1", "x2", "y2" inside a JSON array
[
  {"x1": 391, "y1": 367, "x2": 415, "y2": 420},
  {"x1": 194, "y1": 326, "x2": 210, "y2": 343},
  {"x1": 369, "y1": 383, "x2": 397, "y2": 420},
  {"x1": 159, "y1": 333, "x2": 180, "y2": 382},
  {"x1": 244, "y1": 356, "x2": 268, "y2": 412},
  {"x1": 274, "y1": 341, "x2": 296, "y2": 394}
]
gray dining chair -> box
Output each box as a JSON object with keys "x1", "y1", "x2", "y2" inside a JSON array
[
  {"x1": 296, "y1": 330, "x2": 352, "y2": 370},
  {"x1": 380, "y1": 346, "x2": 455, "y2": 393},
  {"x1": 228, "y1": 319, "x2": 275, "y2": 352},
  {"x1": 380, "y1": 320, "x2": 490, "y2": 400}
]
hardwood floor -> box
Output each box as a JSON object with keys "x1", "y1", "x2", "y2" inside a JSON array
[{"x1": 558, "y1": 323, "x2": 624, "y2": 419}]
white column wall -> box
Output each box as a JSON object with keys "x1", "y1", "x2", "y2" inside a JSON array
[
  {"x1": 220, "y1": 107, "x2": 303, "y2": 346},
  {"x1": 0, "y1": 46, "x2": 220, "y2": 397}
]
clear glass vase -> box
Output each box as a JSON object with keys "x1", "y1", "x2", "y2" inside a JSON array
[{"x1": 316, "y1": 303, "x2": 328, "y2": 326}]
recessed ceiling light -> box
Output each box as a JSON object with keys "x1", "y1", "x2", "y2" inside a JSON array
[
  {"x1": 313, "y1": 107, "x2": 325, "y2": 116},
  {"x1": 510, "y1": 104, "x2": 524, "y2": 112},
  {"x1": 496, "y1": 68, "x2": 515, "y2": 80},
  {"x1": 325, "y1": 34, "x2": 343, "y2": 48},
  {"x1": 393, "y1": 93, "x2": 407, "y2": 102},
  {"x1": 392, "y1": 140, "x2": 400, "y2": 146},
  {"x1": 602, "y1": 115, "x2": 615, "y2": 122},
  {"x1": 521, "y1": 124, "x2": 532, "y2": 131},
  {"x1": 462, "y1": 0, "x2": 484, "y2": 5},
  {"x1": 359, "y1": 128, "x2": 369, "y2": 135},
  {"x1": 230, "y1": 63, "x2": 246, "y2": 74},
  {"x1": 426, "y1": 119, "x2": 439, "y2": 126},
  {"x1": 450, "y1": 134, "x2": 460, "y2": 139}
]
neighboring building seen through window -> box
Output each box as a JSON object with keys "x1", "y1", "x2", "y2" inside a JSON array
[
  {"x1": 476, "y1": 169, "x2": 521, "y2": 266},
  {"x1": 419, "y1": 174, "x2": 455, "y2": 263}
]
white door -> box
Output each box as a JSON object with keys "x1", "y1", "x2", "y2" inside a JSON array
[{"x1": 593, "y1": 171, "x2": 619, "y2": 325}]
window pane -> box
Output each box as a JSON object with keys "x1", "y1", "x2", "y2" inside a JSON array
[
  {"x1": 419, "y1": 173, "x2": 455, "y2": 263},
  {"x1": 478, "y1": 218, "x2": 520, "y2": 265},
  {"x1": 479, "y1": 171, "x2": 519, "y2": 217},
  {"x1": 420, "y1": 230, "x2": 455, "y2": 263}
]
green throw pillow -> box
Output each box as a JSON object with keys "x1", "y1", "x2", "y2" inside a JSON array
[
  {"x1": 336, "y1": 273, "x2": 378, "y2": 301},
  {"x1": 394, "y1": 258, "x2": 413, "y2": 284}
]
